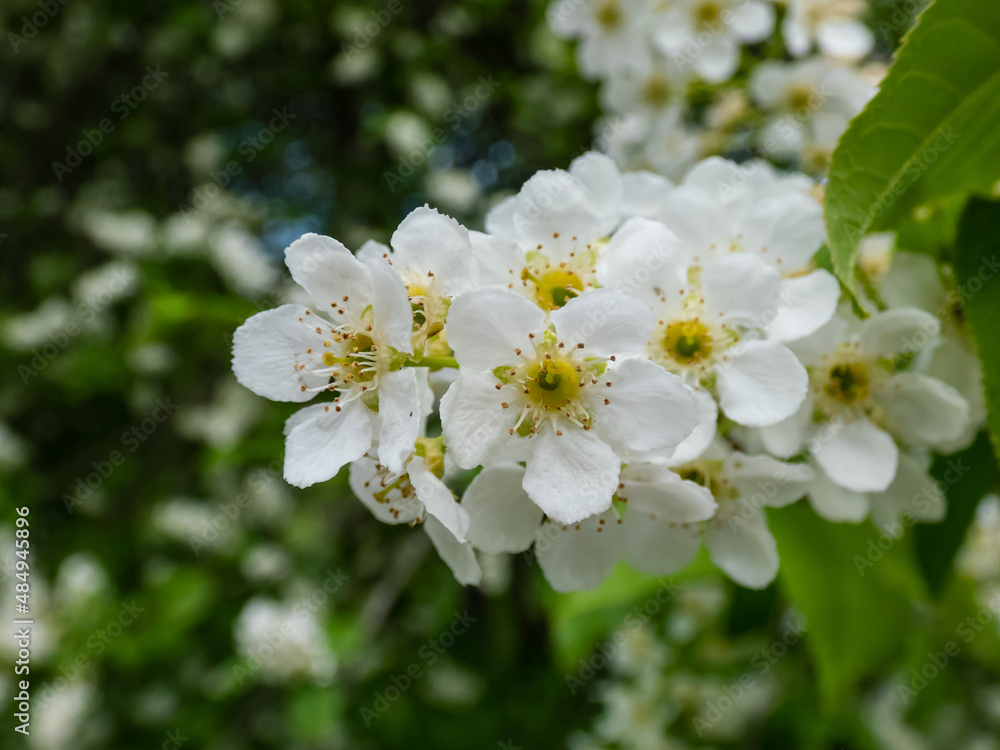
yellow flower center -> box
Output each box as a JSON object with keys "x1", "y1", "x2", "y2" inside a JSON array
[
  {"x1": 642, "y1": 75, "x2": 672, "y2": 107},
  {"x1": 532, "y1": 269, "x2": 585, "y2": 310},
  {"x1": 321, "y1": 332, "x2": 377, "y2": 383},
  {"x1": 595, "y1": 0, "x2": 624, "y2": 29},
  {"x1": 527, "y1": 358, "x2": 581, "y2": 409},
  {"x1": 696, "y1": 1, "x2": 723, "y2": 26},
  {"x1": 663, "y1": 320, "x2": 713, "y2": 364},
  {"x1": 788, "y1": 85, "x2": 815, "y2": 114},
  {"x1": 824, "y1": 361, "x2": 870, "y2": 405}
]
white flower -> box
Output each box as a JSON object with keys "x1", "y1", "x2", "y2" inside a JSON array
[
  {"x1": 234, "y1": 597, "x2": 337, "y2": 684},
  {"x1": 532, "y1": 443, "x2": 810, "y2": 590},
  {"x1": 662, "y1": 444, "x2": 812, "y2": 589},
  {"x1": 601, "y1": 54, "x2": 692, "y2": 123},
  {"x1": 642, "y1": 107, "x2": 709, "y2": 181},
  {"x1": 461, "y1": 459, "x2": 713, "y2": 591},
  {"x1": 349, "y1": 377, "x2": 483, "y2": 587},
  {"x1": 479, "y1": 152, "x2": 623, "y2": 309},
  {"x1": 782, "y1": 0, "x2": 874, "y2": 61},
  {"x1": 358, "y1": 205, "x2": 478, "y2": 351},
  {"x1": 654, "y1": 0, "x2": 776, "y2": 84},
  {"x1": 761, "y1": 309, "x2": 970, "y2": 526},
  {"x1": 600, "y1": 218, "x2": 809, "y2": 427},
  {"x1": 881, "y1": 251, "x2": 986, "y2": 452},
  {"x1": 619, "y1": 170, "x2": 676, "y2": 220},
  {"x1": 549, "y1": 0, "x2": 655, "y2": 79},
  {"x1": 749, "y1": 58, "x2": 876, "y2": 173},
  {"x1": 441, "y1": 287, "x2": 701, "y2": 524},
  {"x1": 232, "y1": 233, "x2": 421, "y2": 486},
  {"x1": 657, "y1": 157, "x2": 838, "y2": 342}
]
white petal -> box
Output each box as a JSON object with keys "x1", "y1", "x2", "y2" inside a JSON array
[
  {"x1": 469, "y1": 231, "x2": 524, "y2": 287},
  {"x1": 859, "y1": 308, "x2": 940, "y2": 359},
  {"x1": 808, "y1": 466, "x2": 869, "y2": 523},
  {"x1": 657, "y1": 186, "x2": 732, "y2": 261},
  {"x1": 682, "y1": 156, "x2": 748, "y2": 197},
  {"x1": 232, "y1": 305, "x2": 330, "y2": 402},
  {"x1": 737, "y1": 193, "x2": 826, "y2": 271},
  {"x1": 881, "y1": 252, "x2": 944, "y2": 312},
  {"x1": 534, "y1": 512, "x2": 624, "y2": 592},
  {"x1": 550, "y1": 289, "x2": 653, "y2": 356},
  {"x1": 758, "y1": 395, "x2": 812, "y2": 458},
  {"x1": 446, "y1": 288, "x2": 546, "y2": 370},
  {"x1": 484, "y1": 195, "x2": 520, "y2": 239},
  {"x1": 348, "y1": 457, "x2": 422, "y2": 525},
  {"x1": 653, "y1": 9, "x2": 694, "y2": 54},
  {"x1": 811, "y1": 419, "x2": 898, "y2": 493},
  {"x1": 284, "y1": 400, "x2": 373, "y2": 488},
  {"x1": 702, "y1": 254, "x2": 782, "y2": 325},
  {"x1": 717, "y1": 340, "x2": 808, "y2": 427},
  {"x1": 620, "y1": 171, "x2": 674, "y2": 218},
  {"x1": 766, "y1": 270, "x2": 840, "y2": 342},
  {"x1": 817, "y1": 19, "x2": 874, "y2": 61},
  {"x1": 696, "y1": 36, "x2": 740, "y2": 84},
  {"x1": 870, "y1": 453, "x2": 945, "y2": 537},
  {"x1": 749, "y1": 61, "x2": 791, "y2": 107},
  {"x1": 462, "y1": 464, "x2": 543, "y2": 554},
  {"x1": 510, "y1": 170, "x2": 603, "y2": 246},
  {"x1": 598, "y1": 218, "x2": 686, "y2": 307},
  {"x1": 569, "y1": 151, "x2": 623, "y2": 235},
  {"x1": 787, "y1": 314, "x2": 849, "y2": 367},
  {"x1": 390, "y1": 206, "x2": 475, "y2": 295},
  {"x1": 624, "y1": 515, "x2": 702, "y2": 576},
  {"x1": 591, "y1": 358, "x2": 701, "y2": 453},
  {"x1": 376, "y1": 369, "x2": 421, "y2": 474},
  {"x1": 665, "y1": 388, "x2": 719, "y2": 466},
  {"x1": 367, "y1": 258, "x2": 414, "y2": 354},
  {"x1": 408, "y1": 457, "x2": 469, "y2": 541},
  {"x1": 877, "y1": 373, "x2": 971, "y2": 448},
  {"x1": 439, "y1": 373, "x2": 520, "y2": 469},
  {"x1": 619, "y1": 464, "x2": 717, "y2": 522},
  {"x1": 284, "y1": 233, "x2": 372, "y2": 313},
  {"x1": 424, "y1": 516, "x2": 482, "y2": 586},
  {"x1": 522, "y1": 426, "x2": 620, "y2": 524},
  {"x1": 356, "y1": 239, "x2": 390, "y2": 263},
  {"x1": 730, "y1": 0, "x2": 775, "y2": 42},
  {"x1": 706, "y1": 510, "x2": 779, "y2": 589},
  {"x1": 724, "y1": 452, "x2": 813, "y2": 508}
]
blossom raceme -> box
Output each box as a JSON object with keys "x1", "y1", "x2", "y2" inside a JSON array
[
  {"x1": 440, "y1": 286, "x2": 702, "y2": 524},
  {"x1": 230, "y1": 151, "x2": 982, "y2": 594}
]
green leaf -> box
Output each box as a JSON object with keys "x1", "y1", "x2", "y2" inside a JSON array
[
  {"x1": 825, "y1": 0, "x2": 1000, "y2": 288},
  {"x1": 953, "y1": 198, "x2": 1000, "y2": 459},
  {"x1": 769, "y1": 503, "x2": 926, "y2": 710},
  {"x1": 914, "y1": 432, "x2": 998, "y2": 596}
]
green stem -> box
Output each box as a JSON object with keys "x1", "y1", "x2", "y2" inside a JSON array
[{"x1": 406, "y1": 355, "x2": 459, "y2": 369}]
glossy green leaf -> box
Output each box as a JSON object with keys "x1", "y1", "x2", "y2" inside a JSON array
[
  {"x1": 770, "y1": 503, "x2": 925, "y2": 710},
  {"x1": 953, "y1": 199, "x2": 1000, "y2": 460},
  {"x1": 825, "y1": 0, "x2": 1000, "y2": 288}
]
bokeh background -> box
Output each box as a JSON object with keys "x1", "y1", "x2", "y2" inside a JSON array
[{"x1": 1, "y1": 1, "x2": 999, "y2": 748}]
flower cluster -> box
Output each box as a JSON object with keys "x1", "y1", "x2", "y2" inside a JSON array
[
  {"x1": 548, "y1": 0, "x2": 882, "y2": 177},
  {"x1": 232, "y1": 153, "x2": 978, "y2": 592}
]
